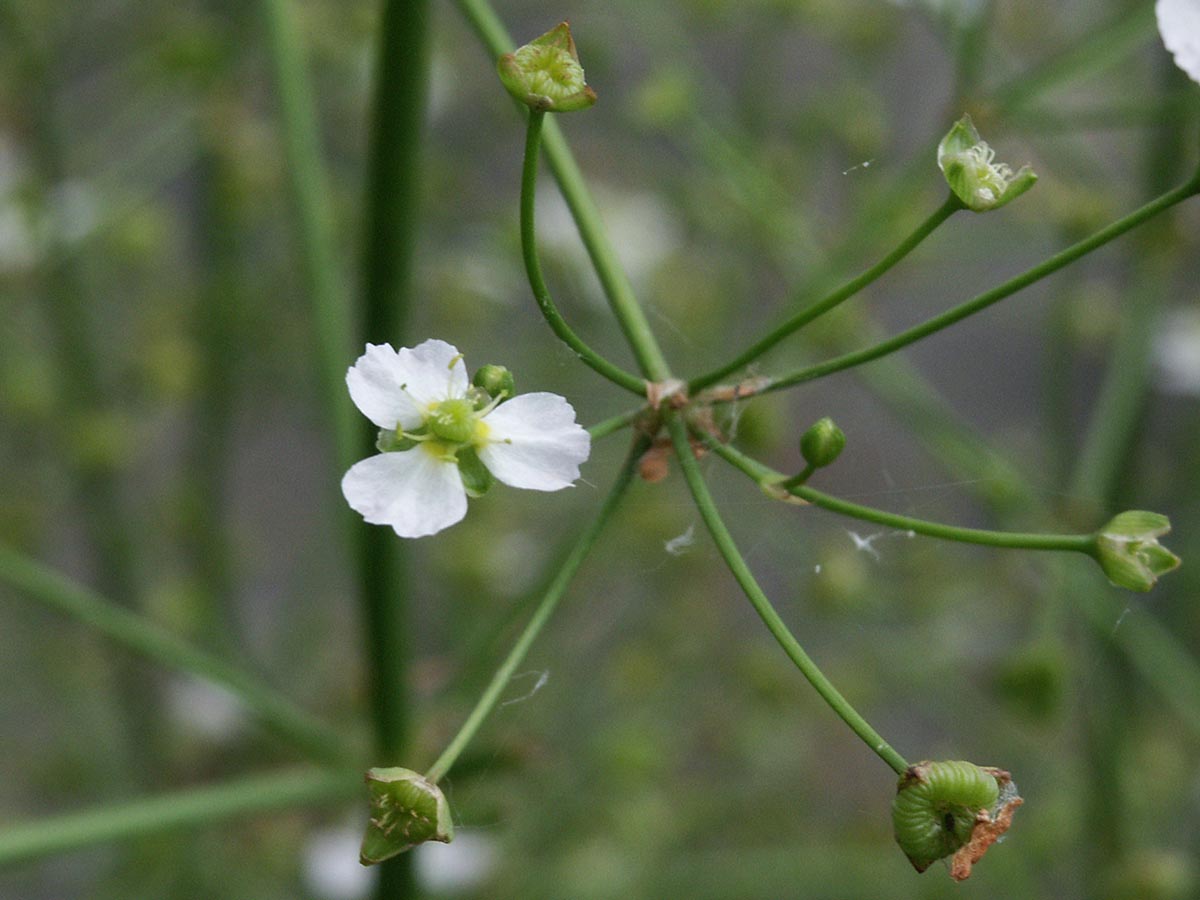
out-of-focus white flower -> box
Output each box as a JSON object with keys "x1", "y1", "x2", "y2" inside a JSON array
[
  {"x1": 303, "y1": 823, "x2": 375, "y2": 900},
  {"x1": 1157, "y1": 0, "x2": 1200, "y2": 84},
  {"x1": 342, "y1": 340, "x2": 590, "y2": 538},
  {"x1": 166, "y1": 679, "x2": 245, "y2": 741},
  {"x1": 415, "y1": 832, "x2": 499, "y2": 894},
  {"x1": 536, "y1": 183, "x2": 683, "y2": 303},
  {"x1": 1155, "y1": 306, "x2": 1200, "y2": 394}
]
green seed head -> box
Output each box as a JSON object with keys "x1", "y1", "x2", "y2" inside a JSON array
[
  {"x1": 498, "y1": 22, "x2": 597, "y2": 113},
  {"x1": 360, "y1": 767, "x2": 453, "y2": 865},
  {"x1": 1094, "y1": 510, "x2": 1181, "y2": 592},
  {"x1": 938, "y1": 115, "x2": 1036, "y2": 212}
]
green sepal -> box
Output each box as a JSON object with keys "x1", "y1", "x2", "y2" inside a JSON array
[
  {"x1": 1094, "y1": 511, "x2": 1181, "y2": 592},
  {"x1": 457, "y1": 446, "x2": 495, "y2": 498},
  {"x1": 376, "y1": 427, "x2": 416, "y2": 453},
  {"x1": 360, "y1": 767, "x2": 453, "y2": 866},
  {"x1": 497, "y1": 22, "x2": 597, "y2": 113},
  {"x1": 938, "y1": 115, "x2": 1036, "y2": 212}
]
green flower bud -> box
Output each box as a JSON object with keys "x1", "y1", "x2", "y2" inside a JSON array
[
  {"x1": 497, "y1": 22, "x2": 597, "y2": 113},
  {"x1": 938, "y1": 115, "x2": 1037, "y2": 212},
  {"x1": 1094, "y1": 510, "x2": 1181, "y2": 592},
  {"x1": 472, "y1": 364, "x2": 515, "y2": 400},
  {"x1": 457, "y1": 446, "x2": 495, "y2": 498},
  {"x1": 800, "y1": 417, "x2": 846, "y2": 469},
  {"x1": 360, "y1": 767, "x2": 453, "y2": 865}
]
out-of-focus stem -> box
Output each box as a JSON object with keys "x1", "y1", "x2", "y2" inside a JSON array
[
  {"x1": 0, "y1": 768, "x2": 359, "y2": 867},
  {"x1": 358, "y1": 2, "x2": 432, "y2": 895}
]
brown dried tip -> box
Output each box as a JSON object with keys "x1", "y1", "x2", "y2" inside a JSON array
[{"x1": 949, "y1": 793, "x2": 1024, "y2": 881}]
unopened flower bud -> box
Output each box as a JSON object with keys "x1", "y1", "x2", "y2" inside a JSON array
[
  {"x1": 497, "y1": 22, "x2": 597, "y2": 113},
  {"x1": 472, "y1": 364, "x2": 515, "y2": 400},
  {"x1": 938, "y1": 115, "x2": 1037, "y2": 212},
  {"x1": 360, "y1": 767, "x2": 453, "y2": 866},
  {"x1": 1094, "y1": 510, "x2": 1181, "y2": 592},
  {"x1": 800, "y1": 417, "x2": 846, "y2": 469}
]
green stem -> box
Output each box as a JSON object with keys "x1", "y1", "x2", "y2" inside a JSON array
[
  {"x1": 990, "y1": 4, "x2": 1157, "y2": 113},
  {"x1": 457, "y1": 0, "x2": 674, "y2": 383},
  {"x1": 664, "y1": 415, "x2": 908, "y2": 775},
  {"x1": 690, "y1": 195, "x2": 961, "y2": 392},
  {"x1": 358, "y1": 3, "x2": 431, "y2": 894},
  {"x1": 0, "y1": 543, "x2": 352, "y2": 768},
  {"x1": 758, "y1": 173, "x2": 1200, "y2": 396},
  {"x1": 425, "y1": 437, "x2": 646, "y2": 784},
  {"x1": 708, "y1": 438, "x2": 1095, "y2": 554},
  {"x1": 259, "y1": 0, "x2": 356, "y2": 473},
  {"x1": 0, "y1": 768, "x2": 359, "y2": 868},
  {"x1": 587, "y1": 406, "x2": 644, "y2": 440},
  {"x1": 521, "y1": 112, "x2": 649, "y2": 395}
]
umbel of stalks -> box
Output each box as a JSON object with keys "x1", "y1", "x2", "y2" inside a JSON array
[{"x1": 892, "y1": 760, "x2": 1023, "y2": 880}]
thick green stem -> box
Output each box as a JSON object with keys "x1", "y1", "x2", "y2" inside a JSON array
[
  {"x1": 457, "y1": 0, "x2": 674, "y2": 383},
  {"x1": 0, "y1": 768, "x2": 359, "y2": 868},
  {"x1": 0, "y1": 544, "x2": 353, "y2": 767},
  {"x1": 664, "y1": 415, "x2": 908, "y2": 775},
  {"x1": 520, "y1": 112, "x2": 647, "y2": 394},
  {"x1": 425, "y1": 438, "x2": 646, "y2": 784},
  {"x1": 358, "y1": 6, "x2": 431, "y2": 893},
  {"x1": 259, "y1": 0, "x2": 356, "y2": 473},
  {"x1": 708, "y1": 439, "x2": 1095, "y2": 554},
  {"x1": 758, "y1": 173, "x2": 1200, "y2": 396},
  {"x1": 689, "y1": 194, "x2": 961, "y2": 392}
]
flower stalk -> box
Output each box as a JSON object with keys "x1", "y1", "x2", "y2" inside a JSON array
[
  {"x1": 423, "y1": 436, "x2": 646, "y2": 785},
  {"x1": 665, "y1": 414, "x2": 909, "y2": 775}
]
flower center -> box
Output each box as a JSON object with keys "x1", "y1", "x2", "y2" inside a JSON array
[{"x1": 427, "y1": 398, "x2": 479, "y2": 444}]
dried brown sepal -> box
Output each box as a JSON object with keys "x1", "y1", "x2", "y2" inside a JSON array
[
  {"x1": 949, "y1": 794, "x2": 1024, "y2": 881},
  {"x1": 638, "y1": 440, "x2": 672, "y2": 483},
  {"x1": 645, "y1": 378, "x2": 689, "y2": 410}
]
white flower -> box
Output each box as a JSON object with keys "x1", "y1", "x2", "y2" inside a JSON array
[
  {"x1": 1157, "y1": 0, "x2": 1200, "y2": 84},
  {"x1": 341, "y1": 339, "x2": 590, "y2": 538}
]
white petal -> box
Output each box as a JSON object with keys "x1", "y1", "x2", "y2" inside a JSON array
[
  {"x1": 346, "y1": 344, "x2": 424, "y2": 430},
  {"x1": 1158, "y1": 0, "x2": 1200, "y2": 84},
  {"x1": 341, "y1": 447, "x2": 468, "y2": 538},
  {"x1": 395, "y1": 339, "x2": 470, "y2": 405},
  {"x1": 346, "y1": 340, "x2": 470, "y2": 430},
  {"x1": 477, "y1": 393, "x2": 590, "y2": 491}
]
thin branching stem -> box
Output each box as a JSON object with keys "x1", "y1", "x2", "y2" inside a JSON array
[
  {"x1": 689, "y1": 194, "x2": 962, "y2": 392},
  {"x1": 425, "y1": 436, "x2": 647, "y2": 784},
  {"x1": 521, "y1": 112, "x2": 649, "y2": 394},
  {"x1": 753, "y1": 172, "x2": 1200, "y2": 397},
  {"x1": 665, "y1": 415, "x2": 909, "y2": 775}
]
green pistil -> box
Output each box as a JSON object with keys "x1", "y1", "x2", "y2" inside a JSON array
[{"x1": 427, "y1": 398, "x2": 478, "y2": 444}]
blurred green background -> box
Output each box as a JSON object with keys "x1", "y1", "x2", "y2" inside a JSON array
[{"x1": 1, "y1": 0, "x2": 1199, "y2": 897}]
